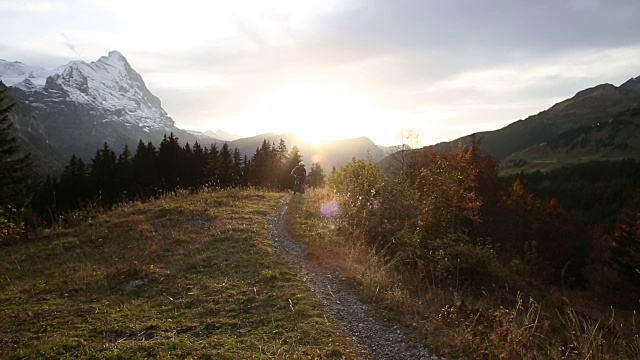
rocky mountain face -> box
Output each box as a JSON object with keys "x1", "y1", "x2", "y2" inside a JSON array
[
  {"x1": 0, "y1": 81, "x2": 62, "y2": 175},
  {"x1": 1, "y1": 51, "x2": 207, "y2": 164}
]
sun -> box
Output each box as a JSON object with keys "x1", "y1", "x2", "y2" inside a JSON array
[{"x1": 242, "y1": 79, "x2": 379, "y2": 144}]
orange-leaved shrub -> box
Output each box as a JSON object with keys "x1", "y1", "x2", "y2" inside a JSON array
[{"x1": 328, "y1": 141, "x2": 510, "y2": 289}]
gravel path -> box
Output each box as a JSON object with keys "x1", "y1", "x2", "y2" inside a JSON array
[{"x1": 266, "y1": 196, "x2": 440, "y2": 360}]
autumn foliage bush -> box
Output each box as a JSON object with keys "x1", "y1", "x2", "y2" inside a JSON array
[
  {"x1": 328, "y1": 137, "x2": 614, "y2": 293},
  {"x1": 315, "y1": 139, "x2": 640, "y2": 358},
  {"x1": 329, "y1": 139, "x2": 516, "y2": 290}
]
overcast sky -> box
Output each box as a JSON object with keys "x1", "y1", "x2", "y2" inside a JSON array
[{"x1": 1, "y1": 0, "x2": 639, "y2": 146}]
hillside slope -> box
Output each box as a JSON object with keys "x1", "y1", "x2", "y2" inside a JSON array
[
  {"x1": 0, "y1": 189, "x2": 359, "y2": 358},
  {"x1": 432, "y1": 81, "x2": 640, "y2": 160},
  {"x1": 502, "y1": 106, "x2": 640, "y2": 173}
]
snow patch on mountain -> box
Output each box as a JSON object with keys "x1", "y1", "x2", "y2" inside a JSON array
[
  {"x1": 0, "y1": 60, "x2": 61, "y2": 87},
  {"x1": 0, "y1": 51, "x2": 173, "y2": 132}
]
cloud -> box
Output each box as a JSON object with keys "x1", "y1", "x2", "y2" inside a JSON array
[
  {"x1": 1, "y1": 0, "x2": 639, "y2": 146},
  {"x1": 0, "y1": 0, "x2": 64, "y2": 13}
]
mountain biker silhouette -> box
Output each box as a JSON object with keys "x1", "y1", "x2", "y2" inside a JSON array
[{"x1": 291, "y1": 161, "x2": 307, "y2": 194}]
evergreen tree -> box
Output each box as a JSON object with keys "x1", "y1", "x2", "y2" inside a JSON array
[
  {"x1": 58, "y1": 154, "x2": 89, "y2": 212},
  {"x1": 31, "y1": 175, "x2": 59, "y2": 223},
  {"x1": 241, "y1": 155, "x2": 250, "y2": 187},
  {"x1": 191, "y1": 141, "x2": 207, "y2": 188},
  {"x1": 249, "y1": 140, "x2": 280, "y2": 188},
  {"x1": 218, "y1": 143, "x2": 233, "y2": 187},
  {"x1": 248, "y1": 145, "x2": 264, "y2": 187},
  {"x1": 206, "y1": 143, "x2": 220, "y2": 187},
  {"x1": 90, "y1": 142, "x2": 118, "y2": 206},
  {"x1": 180, "y1": 142, "x2": 194, "y2": 188},
  {"x1": 231, "y1": 147, "x2": 243, "y2": 187},
  {"x1": 0, "y1": 90, "x2": 34, "y2": 216},
  {"x1": 276, "y1": 139, "x2": 288, "y2": 162},
  {"x1": 132, "y1": 140, "x2": 159, "y2": 198},
  {"x1": 115, "y1": 144, "x2": 135, "y2": 199},
  {"x1": 158, "y1": 133, "x2": 182, "y2": 191},
  {"x1": 308, "y1": 161, "x2": 326, "y2": 188}
]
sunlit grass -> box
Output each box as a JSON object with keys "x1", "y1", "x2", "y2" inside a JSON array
[{"x1": 0, "y1": 188, "x2": 358, "y2": 359}]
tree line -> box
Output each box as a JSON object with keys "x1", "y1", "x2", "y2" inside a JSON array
[
  {"x1": 29, "y1": 135, "x2": 325, "y2": 223},
  {"x1": 0, "y1": 90, "x2": 325, "y2": 232}
]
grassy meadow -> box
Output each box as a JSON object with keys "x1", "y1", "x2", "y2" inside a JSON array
[{"x1": 0, "y1": 188, "x2": 359, "y2": 359}]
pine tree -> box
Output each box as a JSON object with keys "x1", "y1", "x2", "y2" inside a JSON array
[
  {"x1": 133, "y1": 140, "x2": 159, "y2": 197},
  {"x1": 308, "y1": 162, "x2": 326, "y2": 188},
  {"x1": 218, "y1": 143, "x2": 233, "y2": 187},
  {"x1": 180, "y1": 142, "x2": 194, "y2": 188},
  {"x1": 58, "y1": 154, "x2": 89, "y2": 212},
  {"x1": 206, "y1": 143, "x2": 220, "y2": 187},
  {"x1": 241, "y1": 155, "x2": 250, "y2": 187},
  {"x1": 191, "y1": 142, "x2": 207, "y2": 188},
  {"x1": 0, "y1": 90, "x2": 34, "y2": 216},
  {"x1": 158, "y1": 133, "x2": 182, "y2": 191},
  {"x1": 31, "y1": 175, "x2": 59, "y2": 223},
  {"x1": 249, "y1": 140, "x2": 277, "y2": 188},
  {"x1": 231, "y1": 147, "x2": 243, "y2": 187},
  {"x1": 115, "y1": 144, "x2": 135, "y2": 199},
  {"x1": 90, "y1": 142, "x2": 118, "y2": 206}
]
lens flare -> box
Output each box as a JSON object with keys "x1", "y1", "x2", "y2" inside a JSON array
[{"x1": 320, "y1": 200, "x2": 339, "y2": 219}]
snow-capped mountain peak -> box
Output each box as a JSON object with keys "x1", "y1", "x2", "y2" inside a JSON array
[
  {"x1": 2, "y1": 51, "x2": 173, "y2": 131},
  {"x1": 0, "y1": 59, "x2": 55, "y2": 87}
]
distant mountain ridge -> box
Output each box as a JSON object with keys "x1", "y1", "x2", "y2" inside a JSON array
[
  {"x1": 501, "y1": 106, "x2": 640, "y2": 173},
  {"x1": 218, "y1": 132, "x2": 386, "y2": 171},
  {"x1": 1, "y1": 51, "x2": 386, "y2": 175},
  {"x1": 402, "y1": 76, "x2": 640, "y2": 173},
  {"x1": 436, "y1": 82, "x2": 640, "y2": 160},
  {"x1": 620, "y1": 76, "x2": 640, "y2": 91}
]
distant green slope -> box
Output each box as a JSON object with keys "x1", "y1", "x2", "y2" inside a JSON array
[
  {"x1": 501, "y1": 107, "x2": 640, "y2": 174},
  {"x1": 378, "y1": 78, "x2": 640, "y2": 174},
  {"x1": 434, "y1": 83, "x2": 640, "y2": 161}
]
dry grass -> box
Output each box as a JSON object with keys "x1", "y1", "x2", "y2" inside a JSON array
[
  {"x1": 287, "y1": 188, "x2": 640, "y2": 359},
  {"x1": 0, "y1": 188, "x2": 359, "y2": 359}
]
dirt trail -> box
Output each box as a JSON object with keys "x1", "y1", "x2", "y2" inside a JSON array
[{"x1": 267, "y1": 196, "x2": 439, "y2": 360}]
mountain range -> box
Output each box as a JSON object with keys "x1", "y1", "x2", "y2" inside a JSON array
[
  {"x1": 0, "y1": 51, "x2": 385, "y2": 174},
  {"x1": 2, "y1": 50, "x2": 639, "y2": 176}
]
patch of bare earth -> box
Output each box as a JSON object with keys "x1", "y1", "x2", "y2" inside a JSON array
[{"x1": 267, "y1": 196, "x2": 440, "y2": 360}]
